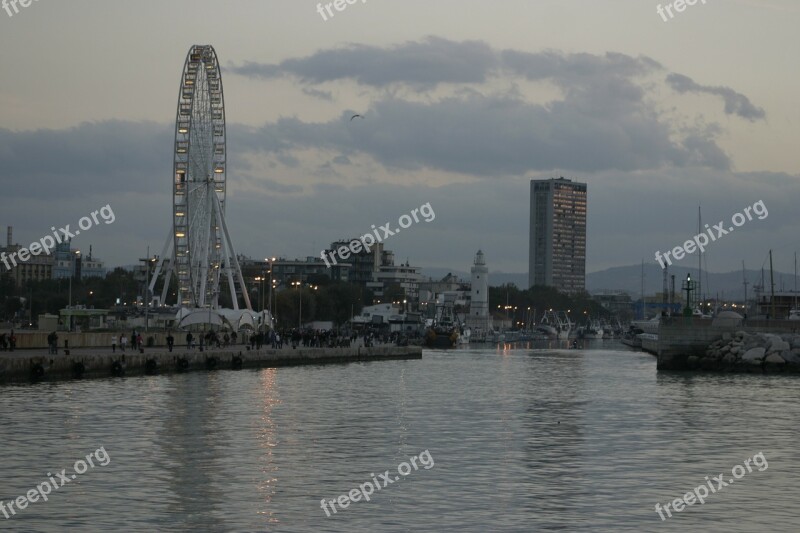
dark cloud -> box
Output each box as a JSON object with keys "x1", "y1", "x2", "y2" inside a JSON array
[
  {"x1": 0, "y1": 116, "x2": 791, "y2": 273},
  {"x1": 0, "y1": 121, "x2": 172, "y2": 199},
  {"x1": 221, "y1": 38, "x2": 772, "y2": 173},
  {"x1": 666, "y1": 73, "x2": 766, "y2": 122},
  {"x1": 229, "y1": 91, "x2": 728, "y2": 174},
  {"x1": 501, "y1": 50, "x2": 662, "y2": 86},
  {"x1": 228, "y1": 36, "x2": 497, "y2": 88},
  {"x1": 302, "y1": 87, "x2": 334, "y2": 101},
  {"x1": 0, "y1": 38, "x2": 777, "y2": 271}
]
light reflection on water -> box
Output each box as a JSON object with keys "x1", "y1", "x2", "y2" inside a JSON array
[{"x1": 1, "y1": 345, "x2": 799, "y2": 532}]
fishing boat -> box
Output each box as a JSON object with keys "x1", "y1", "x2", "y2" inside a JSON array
[
  {"x1": 582, "y1": 318, "x2": 604, "y2": 339},
  {"x1": 424, "y1": 300, "x2": 459, "y2": 348},
  {"x1": 537, "y1": 310, "x2": 572, "y2": 339}
]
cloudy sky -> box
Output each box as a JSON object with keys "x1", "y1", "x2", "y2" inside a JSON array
[{"x1": 1, "y1": 0, "x2": 798, "y2": 280}]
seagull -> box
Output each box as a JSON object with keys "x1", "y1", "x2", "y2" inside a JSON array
[{"x1": 350, "y1": 114, "x2": 363, "y2": 121}]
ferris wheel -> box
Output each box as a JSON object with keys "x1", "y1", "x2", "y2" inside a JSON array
[{"x1": 150, "y1": 45, "x2": 252, "y2": 316}]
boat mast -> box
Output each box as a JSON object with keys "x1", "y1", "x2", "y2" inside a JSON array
[
  {"x1": 742, "y1": 261, "x2": 749, "y2": 315},
  {"x1": 641, "y1": 259, "x2": 645, "y2": 319},
  {"x1": 769, "y1": 250, "x2": 776, "y2": 319},
  {"x1": 698, "y1": 205, "x2": 702, "y2": 311}
]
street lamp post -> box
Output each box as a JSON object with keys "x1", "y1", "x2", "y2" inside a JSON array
[
  {"x1": 267, "y1": 257, "x2": 276, "y2": 327},
  {"x1": 272, "y1": 278, "x2": 278, "y2": 327},
  {"x1": 292, "y1": 281, "x2": 302, "y2": 329},
  {"x1": 254, "y1": 277, "x2": 263, "y2": 311},
  {"x1": 139, "y1": 254, "x2": 156, "y2": 333}
]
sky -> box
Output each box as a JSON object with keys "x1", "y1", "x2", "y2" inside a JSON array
[{"x1": 1, "y1": 0, "x2": 799, "y2": 279}]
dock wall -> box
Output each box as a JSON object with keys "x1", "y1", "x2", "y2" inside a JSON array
[{"x1": 0, "y1": 345, "x2": 422, "y2": 384}]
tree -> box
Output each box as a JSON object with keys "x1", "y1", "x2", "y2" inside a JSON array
[{"x1": 4, "y1": 297, "x2": 22, "y2": 319}]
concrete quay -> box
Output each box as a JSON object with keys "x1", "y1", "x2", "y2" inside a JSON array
[{"x1": 0, "y1": 345, "x2": 423, "y2": 384}]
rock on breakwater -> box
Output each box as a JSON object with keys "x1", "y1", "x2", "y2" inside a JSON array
[{"x1": 697, "y1": 331, "x2": 800, "y2": 373}]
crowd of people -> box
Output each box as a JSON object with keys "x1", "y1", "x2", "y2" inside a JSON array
[
  {"x1": 0, "y1": 327, "x2": 416, "y2": 354},
  {"x1": 0, "y1": 330, "x2": 16, "y2": 351},
  {"x1": 173, "y1": 327, "x2": 415, "y2": 351}
]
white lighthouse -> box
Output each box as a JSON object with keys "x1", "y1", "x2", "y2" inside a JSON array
[{"x1": 467, "y1": 250, "x2": 491, "y2": 333}]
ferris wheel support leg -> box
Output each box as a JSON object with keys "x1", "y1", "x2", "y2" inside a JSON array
[
  {"x1": 160, "y1": 266, "x2": 173, "y2": 306},
  {"x1": 213, "y1": 193, "x2": 252, "y2": 311},
  {"x1": 149, "y1": 226, "x2": 174, "y2": 295},
  {"x1": 211, "y1": 194, "x2": 238, "y2": 311}
]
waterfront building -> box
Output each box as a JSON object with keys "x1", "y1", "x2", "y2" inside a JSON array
[
  {"x1": 418, "y1": 273, "x2": 463, "y2": 299},
  {"x1": 51, "y1": 241, "x2": 106, "y2": 280},
  {"x1": 52, "y1": 240, "x2": 74, "y2": 279},
  {"x1": 591, "y1": 290, "x2": 635, "y2": 317},
  {"x1": 238, "y1": 256, "x2": 350, "y2": 310},
  {"x1": 0, "y1": 226, "x2": 53, "y2": 286},
  {"x1": 243, "y1": 256, "x2": 343, "y2": 286},
  {"x1": 326, "y1": 239, "x2": 384, "y2": 288},
  {"x1": 528, "y1": 177, "x2": 587, "y2": 293},
  {"x1": 374, "y1": 250, "x2": 422, "y2": 310},
  {"x1": 76, "y1": 247, "x2": 107, "y2": 279},
  {"x1": 756, "y1": 291, "x2": 800, "y2": 319},
  {"x1": 418, "y1": 273, "x2": 470, "y2": 319}
]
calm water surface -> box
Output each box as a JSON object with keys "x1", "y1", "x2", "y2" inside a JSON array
[{"x1": 1, "y1": 343, "x2": 799, "y2": 532}]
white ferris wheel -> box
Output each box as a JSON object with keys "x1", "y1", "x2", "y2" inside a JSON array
[{"x1": 150, "y1": 45, "x2": 256, "y2": 325}]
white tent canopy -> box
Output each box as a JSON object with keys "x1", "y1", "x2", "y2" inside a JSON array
[{"x1": 176, "y1": 308, "x2": 273, "y2": 330}]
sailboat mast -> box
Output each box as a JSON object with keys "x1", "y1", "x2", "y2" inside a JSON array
[
  {"x1": 769, "y1": 250, "x2": 776, "y2": 319},
  {"x1": 641, "y1": 259, "x2": 645, "y2": 319},
  {"x1": 742, "y1": 261, "x2": 748, "y2": 315},
  {"x1": 698, "y1": 205, "x2": 702, "y2": 309}
]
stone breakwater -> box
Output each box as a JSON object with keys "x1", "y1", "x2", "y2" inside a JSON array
[{"x1": 698, "y1": 331, "x2": 800, "y2": 373}]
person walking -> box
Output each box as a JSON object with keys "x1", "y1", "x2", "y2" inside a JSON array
[
  {"x1": 166, "y1": 331, "x2": 174, "y2": 352},
  {"x1": 186, "y1": 332, "x2": 193, "y2": 349},
  {"x1": 112, "y1": 335, "x2": 117, "y2": 353},
  {"x1": 120, "y1": 334, "x2": 127, "y2": 352}
]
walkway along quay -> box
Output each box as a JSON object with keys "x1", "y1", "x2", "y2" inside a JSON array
[
  {"x1": 656, "y1": 317, "x2": 800, "y2": 373},
  {"x1": 0, "y1": 345, "x2": 422, "y2": 384}
]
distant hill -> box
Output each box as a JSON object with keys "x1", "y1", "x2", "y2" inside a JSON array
[
  {"x1": 585, "y1": 264, "x2": 787, "y2": 300},
  {"x1": 422, "y1": 264, "x2": 791, "y2": 300},
  {"x1": 420, "y1": 268, "x2": 527, "y2": 288}
]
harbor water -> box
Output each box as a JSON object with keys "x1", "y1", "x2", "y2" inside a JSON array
[{"x1": 1, "y1": 343, "x2": 798, "y2": 532}]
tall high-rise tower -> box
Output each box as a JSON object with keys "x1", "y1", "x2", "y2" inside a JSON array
[{"x1": 528, "y1": 177, "x2": 587, "y2": 293}]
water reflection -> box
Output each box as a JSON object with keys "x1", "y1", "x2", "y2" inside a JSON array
[
  {"x1": 158, "y1": 372, "x2": 225, "y2": 532},
  {"x1": 257, "y1": 367, "x2": 281, "y2": 526},
  {"x1": 3, "y1": 348, "x2": 800, "y2": 531}
]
